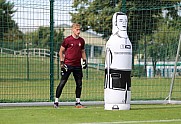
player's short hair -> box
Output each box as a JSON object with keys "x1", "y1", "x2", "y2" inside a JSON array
[{"x1": 72, "y1": 23, "x2": 81, "y2": 29}]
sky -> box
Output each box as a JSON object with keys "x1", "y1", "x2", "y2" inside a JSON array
[
  {"x1": 9, "y1": 0, "x2": 74, "y2": 32},
  {"x1": 7, "y1": 0, "x2": 181, "y2": 33}
]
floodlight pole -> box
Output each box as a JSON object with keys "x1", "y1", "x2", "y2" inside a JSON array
[{"x1": 166, "y1": 34, "x2": 181, "y2": 103}]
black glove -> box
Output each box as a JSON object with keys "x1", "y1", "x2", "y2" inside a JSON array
[
  {"x1": 82, "y1": 60, "x2": 87, "y2": 69},
  {"x1": 60, "y1": 61, "x2": 68, "y2": 75}
]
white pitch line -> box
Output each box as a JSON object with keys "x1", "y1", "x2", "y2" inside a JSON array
[{"x1": 80, "y1": 119, "x2": 181, "y2": 124}]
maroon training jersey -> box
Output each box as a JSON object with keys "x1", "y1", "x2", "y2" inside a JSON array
[{"x1": 61, "y1": 35, "x2": 85, "y2": 66}]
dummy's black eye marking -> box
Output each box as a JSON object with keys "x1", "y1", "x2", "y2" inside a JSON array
[{"x1": 119, "y1": 19, "x2": 123, "y2": 22}]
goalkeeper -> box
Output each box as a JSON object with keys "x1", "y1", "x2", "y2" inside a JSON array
[{"x1": 54, "y1": 23, "x2": 87, "y2": 108}]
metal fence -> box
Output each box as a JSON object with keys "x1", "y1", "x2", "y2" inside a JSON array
[{"x1": 0, "y1": 0, "x2": 181, "y2": 103}]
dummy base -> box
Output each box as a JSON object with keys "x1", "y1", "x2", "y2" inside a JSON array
[{"x1": 104, "y1": 103, "x2": 130, "y2": 110}]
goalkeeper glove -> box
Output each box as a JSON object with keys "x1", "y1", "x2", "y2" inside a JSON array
[
  {"x1": 82, "y1": 60, "x2": 87, "y2": 69},
  {"x1": 60, "y1": 61, "x2": 68, "y2": 75}
]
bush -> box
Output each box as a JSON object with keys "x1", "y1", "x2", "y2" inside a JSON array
[{"x1": 132, "y1": 65, "x2": 145, "y2": 77}]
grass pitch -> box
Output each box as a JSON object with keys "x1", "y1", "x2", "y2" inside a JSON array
[{"x1": 1, "y1": 104, "x2": 181, "y2": 124}]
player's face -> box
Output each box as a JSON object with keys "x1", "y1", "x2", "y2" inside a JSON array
[
  {"x1": 72, "y1": 27, "x2": 81, "y2": 37},
  {"x1": 116, "y1": 15, "x2": 127, "y2": 31}
]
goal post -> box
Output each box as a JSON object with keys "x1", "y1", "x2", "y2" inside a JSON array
[{"x1": 166, "y1": 34, "x2": 181, "y2": 103}]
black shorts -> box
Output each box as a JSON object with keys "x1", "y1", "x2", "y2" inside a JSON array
[{"x1": 61, "y1": 65, "x2": 83, "y2": 81}]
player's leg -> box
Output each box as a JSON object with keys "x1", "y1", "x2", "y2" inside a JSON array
[
  {"x1": 54, "y1": 69, "x2": 71, "y2": 108},
  {"x1": 73, "y1": 66, "x2": 85, "y2": 108},
  {"x1": 73, "y1": 66, "x2": 82, "y2": 99}
]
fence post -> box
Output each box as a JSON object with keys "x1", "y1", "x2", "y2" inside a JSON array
[
  {"x1": 50, "y1": 0, "x2": 54, "y2": 101},
  {"x1": 121, "y1": 0, "x2": 126, "y2": 13}
]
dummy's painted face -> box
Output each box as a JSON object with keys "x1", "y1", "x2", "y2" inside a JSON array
[{"x1": 116, "y1": 15, "x2": 127, "y2": 31}]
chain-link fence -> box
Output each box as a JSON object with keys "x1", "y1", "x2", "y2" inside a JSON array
[{"x1": 0, "y1": 0, "x2": 181, "y2": 103}]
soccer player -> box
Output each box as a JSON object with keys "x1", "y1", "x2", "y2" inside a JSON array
[{"x1": 54, "y1": 23, "x2": 87, "y2": 108}]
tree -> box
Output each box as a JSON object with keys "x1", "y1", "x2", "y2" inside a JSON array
[
  {"x1": 70, "y1": 0, "x2": 180, "y2": 51},
  {"x1": 71, "y1": 0, "x2": 120, "y2": 39},
  {"x1": 54, "y1": 28, "x2": 65, "y2": 52},
  {"x1": 0, "y1": 0, "x2": 17, "y2": 41},
  {"x1": 26, "y1": 26, "x2": 64, "y2": 51},
  {"x1": 139, "y1": 17, "x2": 180, "y2": 77},
  {"x1": 37, "y1": 26, "x2": 50, "y2": 48},
  {"x1": 71, "y1": 0, "x2": 180, "y2": 77}
]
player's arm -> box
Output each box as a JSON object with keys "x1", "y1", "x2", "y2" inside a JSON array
[
  {"x1": 81, "y1": 49, "x2": 86, "y2": 60},
  {"x1": 59, "y1": 46, "x2": 65, "y2": 62},
  {"x1": 59, "y1": 46, "x2": 68, "y2": 71}
]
